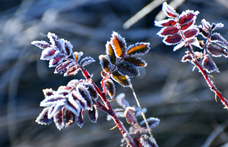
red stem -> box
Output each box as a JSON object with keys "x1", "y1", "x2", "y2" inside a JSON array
[
  {"x1": 80, "y1": 67, "x2": 136, "y2": 146},
  {"x1": 187, "y1": 45, "x2": 228, "y2": 109}
]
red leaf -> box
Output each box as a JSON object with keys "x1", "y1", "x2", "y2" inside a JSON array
[
  {"x1": 207, "y1": 43, "x2": 228, "y2": 57},
  {"x1": 158, "y1": 26, "x2": 179, "y2": 36},
  {"x1": 125, "y1": 107, "x2": 138, "y2": 125},
  {"x1": 162, "y1": 2, "x2": 179, "y2": 18},
  {"x1": 179, "y1": 10, "x2": 199, "y2": 24},
  {"x1": 49, "y1": 53, "x2": 65, "y2": 67},
  {"x1": 163, "y1": 34, "x2": 182, "y2": 45},
  {"x1": 64, "y1": 65, "x2": 80, "y2": 77},
  {"x1": 54, "y1": 60, "x2": 74, "y2": 74},
  {"x1": 180, "y1": 20, "x2": 194, "y2": 30},
  {"x1": 154, "y1": 19, "x2": 176, "y2": 27},
  {"x1": 184, "y1": 28, "x2": 198, "y2": 38}
]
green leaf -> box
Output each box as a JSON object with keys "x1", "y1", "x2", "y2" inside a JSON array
[
  {"x1": 127, "y1": 42, "x2": 150, "y2": 56},
  {"x1": 99, "y1": 55, "x2": 111, "y2": 73},
  {"x1": 111, "y1": 32, "x2": 127, "y2": 58},
  {"x1": 111, "y1": 71, "x2": 130, "y2": 87},
  {"x1": 117, "y1": 62, "x2": 139, "y2": 77},
  {"x1": 124, "y1": 57, "x2": 147, "y2": 67},
  {"x1": 106, "y1": 41, "x2": 116, "y2": 64}
]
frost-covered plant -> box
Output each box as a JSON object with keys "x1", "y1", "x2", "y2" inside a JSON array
[
  {"x1": 155, "y1": 2, "x2": 228, "y2": 109},
  {"x1": 32, "y1": 32, "x2": 159, "y2": 147}
]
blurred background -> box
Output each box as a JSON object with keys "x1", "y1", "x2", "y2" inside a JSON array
[{"x1": 1, "y1": 0, "x2": 228, "y2": 146}]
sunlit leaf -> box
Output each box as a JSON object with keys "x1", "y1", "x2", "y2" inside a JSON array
[
  {"x1": 201, "y1": 19, "x2": 211, "y2": 30},
  {"x1": 127, "y1": 42, "x2": 150, "y2": 56},
  {"x1": 211, "y1": 22, "x2": 224, "y2": 31},
  {"x1": 173, "y1": 41, "x2": 185, "y2": 51},
  {"x1": 117, "y1": 62, "x2": 139, "y2": 77},
  {"x1": 124, "y1": 57, "x2": 147, "y2": 67},
  {"x1": 40, "y1": 94, "x2": 65, "y2": 107},
  {"x1": 47, "y1": 32, "x2": 65, "y2": 52},
  {"x1": 65, "y1": 100, "x2": 80, "y2": 116},
  {"x1": 104, "y1": 79, "x2": 115, "y2": 98},
  {"x1": 111, "y1": 71, "x2": 130, "y2": 87},
  {"x1": 111, "y1": 32, "x2": 127, "y2": 58},
  {"x1": 48, "y1": 103, "x2": 65, "y2": 119},
  {"x1": 73, "y1": 51, "x2": 83, "y2": 63},
  {"x1": 106, "y1": 41, "x2": 116, "y2": 64},
  {"x1": 99, "y1": 55, "x2": 111, "y2": 73}
]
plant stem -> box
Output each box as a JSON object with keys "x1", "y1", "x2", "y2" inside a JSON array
[
  {"x1": 81, "y1": 67, "x2": 136, "y2": 146},
  {"x1": 187, "y1": 44, "x2": 228, "y2": 109}
]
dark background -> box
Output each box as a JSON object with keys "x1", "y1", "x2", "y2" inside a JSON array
[{"x1": 1, "y1": 0, "x2": 228, "y2": 147}]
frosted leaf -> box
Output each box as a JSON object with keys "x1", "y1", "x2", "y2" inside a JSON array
[
  {"x1": 202, "y1": 54, "x2": 219, "y2": 73},
  {"x1": 88, "y1": 105, "x2": 98, "y2": 123},
  {"x1": 73, "y1": 51, "x2": 83, "y2": 63},
  {"x1": 117, "y1": 61, "x2": 139, "y2": 77},
  {"x1": 65, "y1": 110, "x2": 76, "y2": 127},
  {"x1": 116, "y1": 93, "x2": 130, "y2": 109},
  {"x1": 77, "y1": 84, "x2": 93, "y2": 110},
  {"x1": 49, "y1": 53, "x2": 65, "y2": 68},
  {"x1": 104, "y1": 79, "x2": 116, "y2": 98},
  {"x1": 127, "y1": 42, "x2": 150, "y2": 56},
  {"x1": 48, "y1": 102, "x2": 65, "y2": 119},
  {"x1": 162, "y1": 2, "x2": 179, "y2": 18},
  {"x1": 110, "y1": 31, "x2": 127, "y2": 58},
  {"x1": 53, "y1": 109, "x2": 64, "y2": 130},
  {"x1": 99, "y1": 55, "x2": 112, "y2": 73},
  {"x1": 40, "y1": 47, "x2": 57, "y2": 60},
  {"x1": 31, "y1": 41, "x2": 50, "y2": 49},
  {"x1": 80, "y1": 56, "x2": 95, "y2": 67},
  {"x1": 36, "y1": 108, "x2": 53, "y2": 125},
  {"x1": 154, "y1": 19, "x2": 176, "y2": 27},
  {"x1": 40, "y1": 94, "x2": 65, "y2": 107}
]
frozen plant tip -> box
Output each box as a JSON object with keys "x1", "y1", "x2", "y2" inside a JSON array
[
  {"x1": 32, "y1": 32, "x2": 158, "y2": 147},
  {"x1": 155, "y1": 2, "x2": 228, "y2": 109}
]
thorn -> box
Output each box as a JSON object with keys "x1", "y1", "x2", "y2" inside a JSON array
[
  {"x1": 215, "y1": 94, "x2": 217, "y2": 102},
  {"x1": 110, "y1": 125, "x2": 118, "y2": 130},
  {"x1": 108, "y1": 99, "x2": 116, "y2": 102}
]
